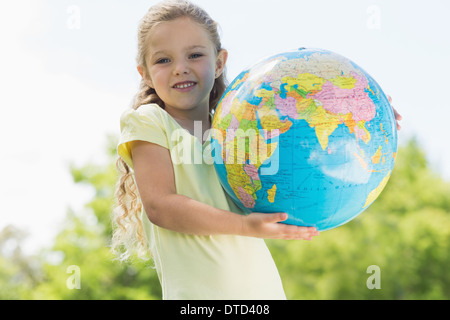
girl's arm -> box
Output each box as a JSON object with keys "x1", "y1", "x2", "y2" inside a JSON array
[{"x1": 130, "y1": 140, "x2": 319, "y2": 241}]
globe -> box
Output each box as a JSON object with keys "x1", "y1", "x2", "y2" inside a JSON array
[{"x1": 211, "y1": 48, "x2": 398, "y2": 231}]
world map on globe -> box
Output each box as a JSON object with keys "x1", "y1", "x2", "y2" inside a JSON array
[{"x1": 211, "y1": 48, "x2": 398, "y2": 231}]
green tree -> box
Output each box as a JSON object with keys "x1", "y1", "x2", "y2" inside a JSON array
[
  {"x1": 27, "y1": 135, "x2": 161, "y2": 300},
  {"x1": 267, "y1": 138, "x2": 450, "y2": 299},
  {"x1": 0, "y1": 225, "x2": 43, "y2": 299}
]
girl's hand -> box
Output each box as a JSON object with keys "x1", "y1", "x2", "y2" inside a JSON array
[
  {"x1": 387, "y1": 95, "x2": 402, "y2": 130},
  {"x1": 242, "y1": 212, "x2": 319, "y2": 241}
]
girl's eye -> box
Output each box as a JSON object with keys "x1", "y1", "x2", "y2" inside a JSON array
[
  {"x1": 156, "y1": 58, "x2": 170, "y2": 64},
  {"x1": 189, "y1": 53, "x2": 203, "y2": 59}
]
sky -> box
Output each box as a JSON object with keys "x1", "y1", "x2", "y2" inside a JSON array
[{"x1": 1, "y1": 0, "x2": 449, "y2": 254}]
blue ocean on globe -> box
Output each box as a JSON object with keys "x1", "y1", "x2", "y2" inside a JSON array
[{"x1": 211, "y1": 48, "x2": 398, "y2": 231}]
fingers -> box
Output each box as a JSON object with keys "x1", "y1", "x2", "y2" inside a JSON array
[
  {"x1": 245, "y1": 212, "x2": 320, "y2": 240},
  {"x1": 393, "y1": 108, "x2": 402, "y2": 120},
  {"x1": 266, "y1": 213, "x2": 319, "y2": 240},
  {"x1": 392, "y1": 106, "x2": 403, "y2": 122},
  {"x1": 278, "y1": 224, "x2": 320, "y2": 241},
  {"x1": 393, "y1": 107, "x2": 402, "y2": 130},
  {"x1": 387, "y1": 95, "x2": 402, "y2": 131},
  {"x1": 264, "y1": 212, "x2": 288, "y2": 223}
]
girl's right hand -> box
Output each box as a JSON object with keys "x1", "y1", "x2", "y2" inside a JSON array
[{"x1": 241, "y1": 212, "x2": 320, "y2": 241}]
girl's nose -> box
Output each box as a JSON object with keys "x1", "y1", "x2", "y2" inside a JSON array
[{"x1": 173, "y1": 60, "x2": 190, "y2": 76}]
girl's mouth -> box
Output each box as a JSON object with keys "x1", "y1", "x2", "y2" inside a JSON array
[{"x1": 173, "y1": 81, "x2": 197, "y2": 89}]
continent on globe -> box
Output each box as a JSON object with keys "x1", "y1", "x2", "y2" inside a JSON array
[
  {"x1": 211, "y1": 48, "x2": 398, "y2": 231},
  {"x1": 267, "y1": 184, "x2": 277, "y2": 203}
]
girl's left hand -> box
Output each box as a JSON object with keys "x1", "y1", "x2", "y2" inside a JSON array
[{"x1": 387, "y1": 95, "x2": 402, "y2": 130}]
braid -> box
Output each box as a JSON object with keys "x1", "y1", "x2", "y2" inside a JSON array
[{"x1": 112, "y1": 157, "x2": 149, "y2": 260}]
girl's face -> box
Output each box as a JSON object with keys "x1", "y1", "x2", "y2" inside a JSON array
[{"x1": 141, "y1": 17, "x2": 227, "y2": 116}]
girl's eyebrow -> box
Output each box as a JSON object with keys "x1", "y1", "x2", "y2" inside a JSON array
[
  {"x1": 151, "y1": 50, "x2": 168, "y2": 57},
  {"x1": 186, "y1": 45, "x2": 207, "y2": 51},
  {"x1": 152, "y1": 45, "x2": 207, "y2": 56}
]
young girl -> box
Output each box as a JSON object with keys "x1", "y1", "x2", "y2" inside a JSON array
[{"x1": 112, "y1": 0, "x2": 320, "y2": 300}]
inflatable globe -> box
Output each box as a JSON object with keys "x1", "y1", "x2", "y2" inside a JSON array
[{"x1": 211, "y1": 48, "x2": 397, "y2": 231}]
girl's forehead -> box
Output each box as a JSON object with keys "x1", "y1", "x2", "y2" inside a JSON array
[{"x1": 147, "y1": 17, "x2": 214, "y2": 53}]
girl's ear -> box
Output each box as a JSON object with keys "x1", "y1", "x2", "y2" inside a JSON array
[
  {"x1": 137, "y1": 65, "x2": 154, "y2": 88},
  {"x1": 215, "y1": 49, "x2": 228, "y2": 79}
]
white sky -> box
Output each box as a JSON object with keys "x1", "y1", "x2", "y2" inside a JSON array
[{"x1": 1, "y1": 0, "x2": 449, "y2": 253}]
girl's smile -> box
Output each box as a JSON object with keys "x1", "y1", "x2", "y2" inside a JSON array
[{"x1": 172, "y1": 81, "x2": 197, "y2": 90}]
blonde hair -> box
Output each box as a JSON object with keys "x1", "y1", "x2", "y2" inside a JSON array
[{"x1": 112, "y1": 0, "x2": 227, "y2": 261}]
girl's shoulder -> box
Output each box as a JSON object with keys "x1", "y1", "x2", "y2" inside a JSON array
[
  {"x1": 121, "y1": 103, "x2": 165, "y2": 121},
  {"x1": 120, "y1": 103, "x2": 172, "y2": 129},
  {"x1": 118, "y1": 104, "x2": 171, "y2": 167}
]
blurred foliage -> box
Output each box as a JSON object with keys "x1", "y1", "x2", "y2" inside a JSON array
[
  {"x1": 0, "y1": 137, "x2": 449, "y2": 299},
  {"x1": 268, "y1": 138, "x2": 450, "y2": 299},
  {"x1": 0, "y1": 135, "x2": 161, "y2": 300}
]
